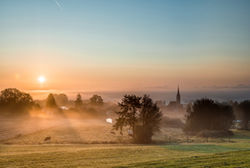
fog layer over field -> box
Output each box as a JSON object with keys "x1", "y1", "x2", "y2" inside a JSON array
[{"x1": 0, "y1": 107, "x2": 185, "y2": 144}]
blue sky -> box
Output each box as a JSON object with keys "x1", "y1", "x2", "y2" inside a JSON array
[{"x1": 0, "y1": 0, "x2": 250, "y2": 91}]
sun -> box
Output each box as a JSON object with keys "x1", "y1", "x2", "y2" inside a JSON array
[{"x1": 38, "y1": 76, "x2": 46, "y2": 84}]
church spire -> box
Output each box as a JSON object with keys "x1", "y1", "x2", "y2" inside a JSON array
[{"x1": 176, "y1": 85, "x2": 181, "y2": 104}]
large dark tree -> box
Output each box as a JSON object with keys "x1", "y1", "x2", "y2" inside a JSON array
[
  {"x1": 90, "y1": 95, "x2": 103, "y2": 105},
  {"x1": 184, "y1": 99, "x2": 234, "y2": 133},
  {"x1": 113, "y1": 94, "x2": 162, "y2": 143},
  {"x1": 0, "y1": 88, "x2": 34, "y2": 115},
  {"x1": 114, "y1": 95, "x2": 141, "y2": 136},
  {"x1": 46, "y1": 94, "x2": 58, "y2": 108},
  {"x1": 238, "y1": 100, "x2": 250, "y2": 129},
  {"x1": 137, "y1": 95, "x2": 162, "y2": 143},
  {"x1": 75, "y1": 94, "x2": 83, "y2": 109},
  {"x1": 53, "y1": 94, "x2": 68, "y2": 106}
]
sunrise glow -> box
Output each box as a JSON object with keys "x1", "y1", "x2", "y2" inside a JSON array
[{"x1": 37, "y1": 76, "x2": 46, "y2": 84}]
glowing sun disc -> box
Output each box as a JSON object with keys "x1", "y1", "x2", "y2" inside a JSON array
[{"x1": 38, "y1": 76, "x2": 46, "y2": 83}]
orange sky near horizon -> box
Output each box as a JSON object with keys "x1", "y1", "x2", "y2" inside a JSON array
[{"x1": 1, "y1": 55, "x2": 249, "y2": 92}]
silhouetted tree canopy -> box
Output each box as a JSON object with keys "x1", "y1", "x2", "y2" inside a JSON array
[
  {"x1": 114, "y1": 94, "x2": 141, "y2": 135},
  {"x1": 0, "y1": 88, "x2": 34, "y2": 115},
  {"x1": 75, "y1": 94, "x2": 83, "y2": 109},
  {"x1": 184, "y1": 99, "x2": 234, "y2": 133},
  {"x1": 114, "y1": 94, "x2": 162, "y2": 143},
  {"x1": 137, "y1": 95, "x2": 162, "y2": 143},
  {"x1": 53, "y1": 94, "x2": 68, "y2": 106},
  {"x1": 90, "y1": 95, "x2": 103, "y2": 105},
  {"x1": 238, "y1": 100, "x2": 250, "y2": 129},
  {"x1": 46, "y1": 94, "x2": 58, "y2": 108}
]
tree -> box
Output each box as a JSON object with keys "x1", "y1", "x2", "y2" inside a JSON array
[
  {"x1": 238, "y1": 100, "x2": 250, "y2": 129},
  {"x1": 53, "y1": 94, "x2": 68, "y2": 106},
  {"x1": 0, "y1": 88, "x2": 34, "y2": 115},
  {"x1": 90, "y1": 95, "x2": 103, "y2": 105},
  {"x1": 114, "y1": 95, "x2": 141, "y2": 136},
  {"x1": 46, "y1": 94, "x2": 58, "y2": 108},
  {"x1": 113, "y1": 94, "x2": 162, "y2": 143},
  {"x1": 184, "y1": 99, "x2": 234, "y2": 133},
  {"x1": 75, "y1": 94, "x2": 83, "y2": 109},
  {"x1": 137, "y1": 95, "x2": 162, "y2": 143}
]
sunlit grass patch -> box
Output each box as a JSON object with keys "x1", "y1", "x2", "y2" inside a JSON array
[{"x1": 0, "y1": 144, "x2": 203, "y2": 168}]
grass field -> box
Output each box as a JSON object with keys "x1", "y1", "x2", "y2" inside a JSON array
[
  {"x1": 0, "y1": 118, "x2": 250, "y2": 168},
  {"x1": 0, "y1": 118, "x2": 130, "y2": 144},
  {"x1": 0, "y1": 143, "x2": 250, "y2": 168}
]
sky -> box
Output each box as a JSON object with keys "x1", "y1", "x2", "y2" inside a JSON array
[{"x1": 0, "y1": 0, "x2": 250, "y2": 93}]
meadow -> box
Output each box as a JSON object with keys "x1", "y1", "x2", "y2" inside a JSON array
[
  {"x1": 1, "y1": 142, "x2": 250, "y2": 167},
  {"x1": 0, "y1": 118, "x2": 250, "y2": 168}
]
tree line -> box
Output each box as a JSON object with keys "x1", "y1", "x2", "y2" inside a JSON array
[
  {"x1": 0, "y1": 88, "x2": 250, "y2": 143},
  {"x1": 0, "y1": 88, "x2": 104, "y2": 116}
]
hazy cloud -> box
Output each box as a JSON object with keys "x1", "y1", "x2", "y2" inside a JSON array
[
  {"x1": 146, "y1": 85, "x2": 168, "y2": 90},
  {"x1": 203, "y1": 84, "x2": 250, "y2": 89}
]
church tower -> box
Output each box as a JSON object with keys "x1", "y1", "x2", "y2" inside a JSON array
[{"x1": 176, "y1": 85, "x2": 181, "y2": 104}]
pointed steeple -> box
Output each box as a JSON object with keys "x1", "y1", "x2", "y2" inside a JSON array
[{"x1": 176, "y1": 85, "x2": 181, "y2": 104}]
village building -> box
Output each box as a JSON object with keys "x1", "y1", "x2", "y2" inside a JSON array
[{"x1": 166, "y1": 86, "x2": 184, "y2": 112}]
